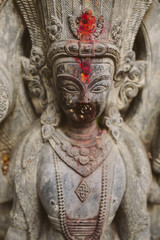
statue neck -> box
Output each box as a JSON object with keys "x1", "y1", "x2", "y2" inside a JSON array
[{"x1": 63, "y1": 120, "x2": 100, "y2": 141}]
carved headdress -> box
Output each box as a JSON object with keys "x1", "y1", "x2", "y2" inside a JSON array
[{"x1": 15, "y1": 0, "x2": 152, "y2": 112}]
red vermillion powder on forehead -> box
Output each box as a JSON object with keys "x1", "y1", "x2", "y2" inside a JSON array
[{"x1": 76, "y1": 58, "x2": 91, "y2": 84}]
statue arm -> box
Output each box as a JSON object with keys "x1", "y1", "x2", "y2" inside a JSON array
[
  {"x1": 5, "y1": 194, "x2": 28, "y2": 240},
  {"x1": 133, "y1": 229, "x2": 151, "y2": 240},
  {"x1": 115, "y1": 124, "x2": 152, "y2": 240},
  {"x1": 5, "y1": 226, "x2": 27, "y2": 240}
]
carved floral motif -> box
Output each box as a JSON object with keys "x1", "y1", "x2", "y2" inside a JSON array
[
  {"x1": 115, "y1": 51, "x2": 146, "y2": 111},
  {"x1": 47, "y1": 16, "x2": 62, "y2": 41},
  {"x1": 111, "y1": 18, "x2": 122, "y2": 46}
]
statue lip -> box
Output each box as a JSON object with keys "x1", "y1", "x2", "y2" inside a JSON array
[{"x1": 72, "y1": 101, "x2": 98, "y2": 122}]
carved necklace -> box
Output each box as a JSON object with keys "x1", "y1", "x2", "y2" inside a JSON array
[
  {"x1": 52, "y1": 147, "x2": 116, "y2": 240},
  {"x1": 49, "y1": 128, "x2": 113, "y2": 177}
]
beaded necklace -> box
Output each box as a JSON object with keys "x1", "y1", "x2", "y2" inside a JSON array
[{"x1": 53, "y1": 149, "x2": 116, "y2": 240}]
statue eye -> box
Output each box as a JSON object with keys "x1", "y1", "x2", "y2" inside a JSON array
[
  {"x1": 91, "y1": 85, "x2": 107, "y2": 93},
  {"x1": 62, "y1": 85, "x2": 79, "y2": 93}
]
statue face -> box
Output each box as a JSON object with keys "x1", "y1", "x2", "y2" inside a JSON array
[{"x1": 53, "y1": 57, "x2": 115, "y2": 126}]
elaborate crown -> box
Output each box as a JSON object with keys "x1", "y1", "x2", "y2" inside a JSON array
[
  {"x1": 15, "y1": 0, "x2": 152, "y2": 63},
  {"x1": 15, "y1": 0, "x2": 152, "y2": 112}
]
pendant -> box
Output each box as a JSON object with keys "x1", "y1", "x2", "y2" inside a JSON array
[{"x1": 75, "y1": 179, "x2": 91, "y2": 202}]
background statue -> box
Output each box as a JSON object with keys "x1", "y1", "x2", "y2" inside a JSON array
[{"x1": 0, "y1": 0, "x2": 160, "y2": 239}]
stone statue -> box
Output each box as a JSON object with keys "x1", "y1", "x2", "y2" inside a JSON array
[{"x1": 1, "y1": 0, "x2": 160, "y2": 239}]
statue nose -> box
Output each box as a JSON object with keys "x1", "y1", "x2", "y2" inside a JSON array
[{"x1": 81, "y1": 91, "x2": 90, "y2": 103}]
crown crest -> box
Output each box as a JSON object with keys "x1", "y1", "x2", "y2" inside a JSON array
[{"x1": 69, "y1": 9, "x2": 104, "y2": 40}]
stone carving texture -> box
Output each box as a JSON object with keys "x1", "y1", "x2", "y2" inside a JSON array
[
  {"x1": 0, "y1": 0, "x2": 160, "y2": 240},
  {"x1": 0, "y1": 81, "x2": 8, "y2": 122}
]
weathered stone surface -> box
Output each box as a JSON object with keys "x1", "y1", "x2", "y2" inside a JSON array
[{"x1": 0, "y1": 0, "x2": 160, "y2": 239}]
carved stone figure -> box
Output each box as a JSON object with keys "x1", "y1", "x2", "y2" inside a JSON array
[{"x1": 1, "y1": 0, "x2": 160, "y2": 240}]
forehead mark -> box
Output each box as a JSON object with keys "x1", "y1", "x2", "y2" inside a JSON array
[
  {"x1": 55, "y1": 60, "x2": 114, "y2": 85},
  {"x1": 76, "y1": 58, "x2": 91, "y2": 84}
]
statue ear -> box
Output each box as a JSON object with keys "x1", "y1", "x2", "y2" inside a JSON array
[
  {"x1": 41, "y1": 101, "x2": 61, "y2": 142},
  {"x1": 103, "y1": 103, "x2": 123, "y2": 142},
  {"x1": 115, "y1": 58, "x2": 146, "y2": 112},
  {"x1": 21, "y1": 57, "x2": 48, "y2": 115}
]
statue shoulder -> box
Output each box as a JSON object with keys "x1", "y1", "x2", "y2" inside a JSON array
[
  {"x1": 12, "y1": 120, "x2": 44, "y2": 238},
  {"x1": 13, "y1": 120, "x2": 43, "y2": 169},
  {"x1": 115, "y1": 123, "x2": 152, "y2": 239},
  {"x1": 119, "y1": 122, "x2": 152, "y2": 182},
  {"x1": 10, "y1": 120, "x2": 44, "y2": 190}
]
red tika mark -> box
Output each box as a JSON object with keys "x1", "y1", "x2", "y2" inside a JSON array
[
  {"x1": 77, "y1": 10, "x2": 96, "y2": 40},
  {"x1": 81, "y1": 73, "x2": 89, "y2": 84},
  {"x1": 76, "y1": 58, "x2": 91, "y2": 84}
]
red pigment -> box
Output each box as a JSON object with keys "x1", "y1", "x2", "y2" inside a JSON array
[
  {"x1": 76, "y1": 58, "x2": 91, "y2": 84},
  {"x1": 77, "y1": 10, "x2": 96, "y2": 40},
  {"x1": 76, "y1": 10, "x2": 97, "y2": 83}
]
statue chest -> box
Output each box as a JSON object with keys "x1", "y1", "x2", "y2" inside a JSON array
[
  {"x1": 37, "y1": 143, "x2": 126, "y2": 239},
  {"x1": 38, "y1": 156, "x2": 102, "y2": 219}
]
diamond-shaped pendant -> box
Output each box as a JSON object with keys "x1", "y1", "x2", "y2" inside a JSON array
[{"x1": 75, "y1": 179, "x2": 91, "y2": 202}]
